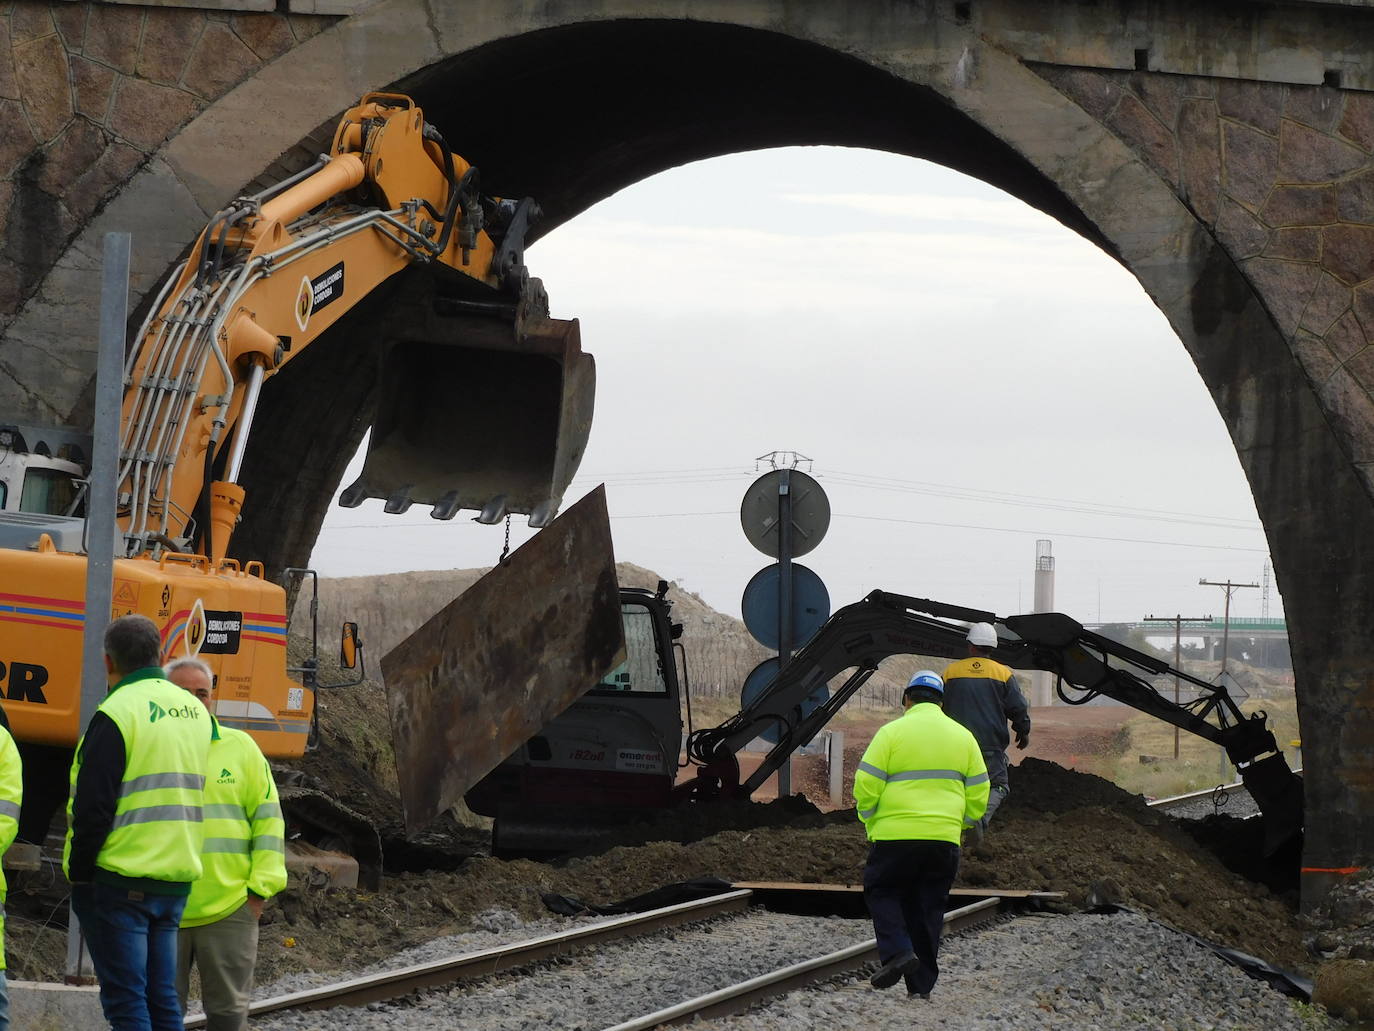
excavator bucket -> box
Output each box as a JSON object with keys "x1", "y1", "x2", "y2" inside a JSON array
[
  {"x1": 381, "y1": 486, "x2": 624, "y2": 836},
  {"x1": 340, "y1": 276, "x2": 594, "y2": 527}
]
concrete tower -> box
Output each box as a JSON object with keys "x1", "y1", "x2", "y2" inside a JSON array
[{"x1": 1032, "y1": 539, "x2": 1056, "y2": 707}]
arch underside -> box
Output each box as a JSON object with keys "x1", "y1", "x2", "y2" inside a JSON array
[
  {"x1": 237, "y1": 19, "x2": 1113, "y2": 582},
  {"x1": 15, "y1": 10, "x2": 1374, "y2": 902}
]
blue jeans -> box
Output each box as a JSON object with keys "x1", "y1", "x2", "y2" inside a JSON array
[
  {"x1": 0, "y1": 968, "x2": 9, "y2": 1031},
  {"x1": 72, "y1": 882, "x2": 188, "y2": 1031}
]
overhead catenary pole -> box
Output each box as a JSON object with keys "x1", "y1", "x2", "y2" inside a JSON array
[
  {"x1": 67, "y1": 232, "x2": 130, "y2": 982},
  {"x1": 1144, "y1": 613, "x2": 1212, "y2": 760}
]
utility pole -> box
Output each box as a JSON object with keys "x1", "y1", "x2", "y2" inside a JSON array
[
  {"x1": 1144, "y1": 613, "x2": 1212, "y2": 759},
  {"x1": 1199, "y1": 578, "x2": 1260, "y2": 778},
  {"x1": 1198, "y1": 578, "x2": 1260, "y2": 680}
]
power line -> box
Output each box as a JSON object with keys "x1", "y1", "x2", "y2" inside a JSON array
[
  {"x1": 564, "y1": 463, "x2": 1264, "y2": 532},
  {"x1": 320, "y1": 508, "x2": 1268, "y2": 554}
]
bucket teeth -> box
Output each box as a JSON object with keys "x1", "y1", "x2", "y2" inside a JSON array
[
  {"x1": 431, "y1": 491, "x2": 462, "y2": 521},
  {"x1": 384, "y1": 487, "x2": 414, "y2": 515},
  {"x1": 528, "y1": 499, "x2": 558, "y2": 528},
  {"x1": 476, "y1": 495, "x2": 508, "y2": 525},
  {"x1": 338, "y1": 480, "x2": 368, "y2": 508}
]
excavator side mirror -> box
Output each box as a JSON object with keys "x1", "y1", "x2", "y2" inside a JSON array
[
  {"x1": 656, "y1": 579, "x2": 669, "y2": 601},
  {"x1": 671, "y1": 622, "x2": 684, "y2": 641},
  {"x1": 340, "y1": 622, "x2": 361, "y2": 670}
]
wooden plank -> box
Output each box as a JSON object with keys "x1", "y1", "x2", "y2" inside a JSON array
[{"x1": 732, "y1": 881, "x2": 1064, "y2": 900}]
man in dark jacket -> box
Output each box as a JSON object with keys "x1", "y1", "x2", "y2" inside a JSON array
[{"x1": 941, "y1": 622, "x2": 1030, "y2": 839}]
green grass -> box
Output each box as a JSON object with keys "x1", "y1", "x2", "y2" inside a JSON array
[{"x1": 1105, "y1": 692, "x2": 1303, "y2": 799}]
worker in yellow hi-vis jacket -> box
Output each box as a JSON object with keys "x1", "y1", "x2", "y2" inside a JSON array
[
  {"x1": 0, "y1": 705, "x2": 21, "y2": 1031},
  {"x1": 853, "y1": 670, "x2": 988, "y2": 1000},
  {"x1": 167, "y1": 658, "x2": 287, "y2": 1031}
]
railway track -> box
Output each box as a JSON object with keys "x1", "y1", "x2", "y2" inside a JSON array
[
  {"x1": 1148, "y1": 779, "x2": 1252, "y2": 813},
  {"x1": 204, "y1": 886, "x2": 1053, "y2": 1030}
]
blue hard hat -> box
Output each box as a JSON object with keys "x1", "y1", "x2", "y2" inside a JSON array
[{"x1": 906, "y1": 669, "x2": 944, "y2": 693}]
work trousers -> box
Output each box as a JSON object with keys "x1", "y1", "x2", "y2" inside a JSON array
[
  {"x1": 0, "y1": 968, "x2": 9, "y2": 1031},
  {"x1": 72, "y1": 881, "x2": 188, "y2": 1031},
  {"x1": 862, "y1": 839, "x2": 960, "y2": 996},
  {"x1": 982, "y1": 750, "x2": 1010, "y2": 826},
  {"x1": 177, "y1": 902, "x2": 259, "y2": 1031}
]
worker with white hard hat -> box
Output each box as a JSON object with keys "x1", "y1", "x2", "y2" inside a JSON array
[{"x1": 940, "y1": 622, "x2": 1031, "y2": 842}]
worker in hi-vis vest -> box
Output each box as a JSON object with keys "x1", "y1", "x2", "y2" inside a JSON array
[
  {"x1": 167, "y1": 656, "x2": 287, "y2": 1031},
  {"x1": 0, "y1": 703, "x2": 21, "y2": 1031},
  {"x1": 854, "y1": 669, "x2": 988, "y2": 1000},
  {"x1": 65, "y1": 614, "x2": 213, "y2": 1031}
]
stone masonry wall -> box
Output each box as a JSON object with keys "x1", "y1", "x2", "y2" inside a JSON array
[
  {"x1": 1037, "y1": 67, "x2": 1374, "y2": 489},
  {"x1": 0, "y1": 1, "x2": 331, "y2": 347}
]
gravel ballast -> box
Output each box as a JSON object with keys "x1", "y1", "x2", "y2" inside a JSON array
[{"x1": 248, "y1": 907, "x2": 1340, "y2": 1030}]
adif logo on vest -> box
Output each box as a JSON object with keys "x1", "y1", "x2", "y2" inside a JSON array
[
  {"x1": 147, "y1": 700, "x2": 203, "y2": 724},
  {"x1": 217, "y1": 767, "x2": 235, "y2": 785}
]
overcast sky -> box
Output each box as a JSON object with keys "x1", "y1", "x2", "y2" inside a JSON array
[{"x1": 309, "y1": 146, "x2": 1278, "y2": 628}]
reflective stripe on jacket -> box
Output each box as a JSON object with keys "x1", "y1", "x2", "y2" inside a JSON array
[
  {"x1": 941, "y1": 656, "x2": 1030, "y2": 753},
  {"x1": 0, "y1": 723, "x2": 21, "y2": 970},
  {"x1": 64, "y1": 676, "x2": 212, "y2": 886},
  {"x1": 182, "y1": 725, "x2": 288, "y2": 927},
  {"x1": 852, "y1": 703, "x2": 989, "y2": 844}
]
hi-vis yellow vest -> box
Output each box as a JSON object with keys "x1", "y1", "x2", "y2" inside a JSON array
[
  {"x1": 0, "y1": 723, "x2": 21, "y2": 969},
  {"x1": 853, "y1": 703, "x2": 990, "y2": 844},
  {"x1": 182, "y1": 726, "x2": 287, "y2": 927},
  {"x1": 65, "y1": 677, "x2": 212, "y2": 885}
]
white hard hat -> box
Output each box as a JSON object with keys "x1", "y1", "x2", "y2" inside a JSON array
[{"x1": 966, "y1": 622, "x2": 998, "y2": 647}]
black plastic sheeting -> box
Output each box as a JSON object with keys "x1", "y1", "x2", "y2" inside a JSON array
[
  {"x1": 542, "y1": 877, "x2": 736, "y2": 917},
  {"x1": 1094, "y1": 904, "x2": 1313, "y2": 1001}
]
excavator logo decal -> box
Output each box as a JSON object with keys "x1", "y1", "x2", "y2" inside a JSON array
[
  {"x1": 0, "y1": 660, "x2": 48, "y2": 704},
  {"x1": 294, "y1": 276, "x2": 312, "y2": 332}
]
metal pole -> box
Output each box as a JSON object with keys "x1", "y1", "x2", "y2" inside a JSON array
[
  {"x1": 1145, "y1": 613, "x2": 1211, "y2": 762},
  {"x1": 828, "y1": 730, "x2": 844, "y2": 808},
  {"x1": 67, "y1": 232, "x2": 129, "y2": 981},
  {"x1": 777, "y1": 468, "x2": 793, "y2": 797},
  {"x1": 1198, "y1": 579, "x2": 1258, "y2": 780}
]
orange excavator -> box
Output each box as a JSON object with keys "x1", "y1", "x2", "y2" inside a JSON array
[{"x1": 0, "y1": 92, "x2": 595, "y2": 873}]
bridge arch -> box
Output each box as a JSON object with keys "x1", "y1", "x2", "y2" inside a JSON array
[{"x1": 6, "y1": 1, "x2": 1374, "y2": 904}]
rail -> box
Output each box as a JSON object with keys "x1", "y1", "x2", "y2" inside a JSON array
[
  {"x1": 186, "y1": 887, "x2": 1054, "y2": 1028},
  {"x1": 182, "y1": 889, "x2": 753, "y2": 1027}
]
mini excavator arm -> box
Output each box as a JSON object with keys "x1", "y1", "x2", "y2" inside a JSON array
[
  {"x1": 116, "y1": 91, "x2": 592, "y2": 563},
  {"x1": 681, "y1": 591, "x2": 1302, "y2": 852}
]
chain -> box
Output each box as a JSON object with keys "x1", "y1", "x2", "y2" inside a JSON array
[{"x1": 499, "y1": 513, "x2": 512, "y2": 564}]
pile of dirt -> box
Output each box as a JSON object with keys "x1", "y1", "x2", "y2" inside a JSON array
[
  {"x1": 242, "y1": 757, "x2": 1311, "y2": 984},
  {"x1": 6, "y1": 755, "x2": 1313, "y2": 985}
]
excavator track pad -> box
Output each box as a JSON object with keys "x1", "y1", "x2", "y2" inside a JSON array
[{"x1": 382, "y1": 486, "x2": 624, "y2": 835}]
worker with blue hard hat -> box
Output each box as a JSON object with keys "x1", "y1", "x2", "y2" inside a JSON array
[{"x1": 853, "y1": 667, "x2": 989, "y2": 1000}]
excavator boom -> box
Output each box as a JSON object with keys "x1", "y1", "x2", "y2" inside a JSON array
[
  {"x1": 1, "y1": 93, "x2": 597, "y2": 867},
  {"x1": 684, "y1": 591, "x2": 1302, "y2": 852}
]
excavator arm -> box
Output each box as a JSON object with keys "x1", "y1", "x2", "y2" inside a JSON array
[
  {"x1": 682, "y1": 591, "x2": 1302, "y2": 852},
  {"x1": 116, "y1": 92, "x2": 592, "y2": 564}
]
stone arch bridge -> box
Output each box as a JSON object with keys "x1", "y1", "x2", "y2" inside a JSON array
[{"x1": 2, "y1": 0, "x2": 1373, "y2": 905}]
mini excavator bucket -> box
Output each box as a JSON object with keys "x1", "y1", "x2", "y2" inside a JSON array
[
  {"x1": 381, "y1": 487, "x2": 624, "y2": 836},
  {"x1": 340, "y1": 276, "x2": 594, "y2": 527}
]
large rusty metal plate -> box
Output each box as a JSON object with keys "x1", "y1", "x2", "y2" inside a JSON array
[{"x1": 382, "y1": 486, "x2": 623, "y2": 834}]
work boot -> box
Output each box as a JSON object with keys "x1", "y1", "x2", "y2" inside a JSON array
[{"x1": 870, "y1": 951, "x2": 918, "y2": 989}]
